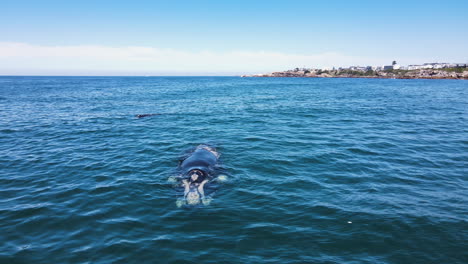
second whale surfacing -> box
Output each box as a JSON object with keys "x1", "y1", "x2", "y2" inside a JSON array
[{"x1": 168, "y1": 145, "x2": 228, "y2": 207}]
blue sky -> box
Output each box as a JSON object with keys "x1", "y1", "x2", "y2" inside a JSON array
[{"x1": 1, "y1": 0, "x2": 467, "y2": 75}]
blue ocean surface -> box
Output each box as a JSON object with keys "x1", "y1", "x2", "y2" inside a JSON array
[{"x1": 0, "y1": 76, "x2": 467, "y2": 263}]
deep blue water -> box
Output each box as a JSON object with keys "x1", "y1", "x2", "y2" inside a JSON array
[{"x1": 1, "y1": 76, "x2": 467, "y2": 264}]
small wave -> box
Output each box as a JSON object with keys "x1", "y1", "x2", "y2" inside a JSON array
[{"x1": 347, "y1": 147, "x2": 379, "y2": 155}]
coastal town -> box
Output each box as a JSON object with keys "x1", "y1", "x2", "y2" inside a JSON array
[{"x1": 242, "y1": 62, "x2": 468, "y2": 79}]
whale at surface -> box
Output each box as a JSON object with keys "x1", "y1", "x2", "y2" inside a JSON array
[{"x1": 169, "y1": 145, "x2": 226, "y2": 207}]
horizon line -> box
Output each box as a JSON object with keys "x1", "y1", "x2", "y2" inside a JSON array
[{"x1": 0, "y1": 74, "x2": 242, "y2": 77}]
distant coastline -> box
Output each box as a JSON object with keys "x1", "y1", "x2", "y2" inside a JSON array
[{"x1": 242, "y1": 62, "x2": 468, "y2": 80}]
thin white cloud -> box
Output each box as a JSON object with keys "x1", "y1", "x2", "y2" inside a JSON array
[{"x1": 0, "y1": 42, "x2": 409, "y2": 75}]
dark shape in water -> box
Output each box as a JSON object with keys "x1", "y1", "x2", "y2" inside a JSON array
[
  {"x1": 135, "y1": 113, "x2": 161, "y2": 118},
  {"x1": 173, "y1": 145, "x2": 223, "y2": 207}
]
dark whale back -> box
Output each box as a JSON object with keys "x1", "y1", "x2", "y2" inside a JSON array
[{"x1": 180, "y1": 148, "x2": 218, "y2": 176}]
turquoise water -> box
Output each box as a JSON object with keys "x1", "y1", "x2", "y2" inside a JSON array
[{"x1": 1, "y1": 76, "x2": 467, "y2": 263}]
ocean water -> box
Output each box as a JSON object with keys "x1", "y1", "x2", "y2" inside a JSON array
[{"x1": 0, "y1": 76, "x2": 467, "y2": 264}]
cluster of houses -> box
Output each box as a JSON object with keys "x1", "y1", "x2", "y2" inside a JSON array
[
  {"x1": 246, "y1": 62, "x2": 468, "y2": 78},
  {"x1": 406, "y1": 63, "x2": 467, "y2": 70},
  {"x1": 288, "y1": 62, "x2": 468, "y2": 73},
  {"x1": 338, "y1": 62, "x2": 467, "y2": 72}
]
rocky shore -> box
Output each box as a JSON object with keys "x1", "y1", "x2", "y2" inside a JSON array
[{"x1": 242, "y1": 68, "x2": 468, "y2": 80}]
